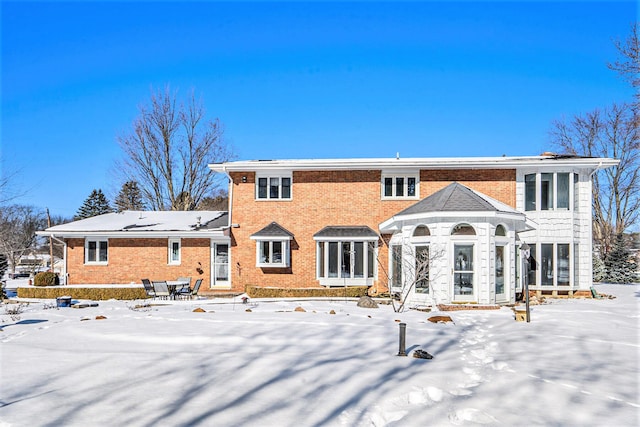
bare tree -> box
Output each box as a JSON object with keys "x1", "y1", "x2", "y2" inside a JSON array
[
  {"x1": 608, "y1": 23, "x2": 639, "y2": 106},
  {"x1": 116, "y1": 87, "x2": 234, "y2": 211},
  {"x1": 384, "y1": 241, "x2": 445, "y2": 312},
  {"x1": 0, "y1": 205, "x2": 46, "y2": 276},
  {"x1": 550, "y1": 103, "x2": 639, "y2": 257}
]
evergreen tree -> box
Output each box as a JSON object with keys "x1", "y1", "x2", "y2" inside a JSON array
[
  {"x1": 114, "y1": 181, "x2": 145, "y2": 212},
  {"x1": 592, "y1": 251, "x2": 606, "y2": 282},
  {"x1": 604, "y1": 234, "x2": 636, "y2": 284},
  {"x1": 75, "y1": 189, "x2": 113, "y2": 220}
]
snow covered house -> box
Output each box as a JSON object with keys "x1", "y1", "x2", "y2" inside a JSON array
[
  {"x1": 209, "y1": 154, "x2": 617, "y2": 305},
  {"x1": 38, "y1": 154, "x2": 617, "y2": 304},
  {"x1": 38, "y1": 211, "x2": 230, "y2": 288}
]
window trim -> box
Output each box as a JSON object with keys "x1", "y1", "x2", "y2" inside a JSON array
[
  {"x1": 381, "y1": 172, "x2": 419, "y2": 200},
  {"x1": 85, "y1": 238, "x2": 108, "y2": 265},
  {"x1": 168, "y1": 238, "x2": 181, "y2": 265},
  {"x1": 253, "y1": 238, "x2": 290, "y2": 268},
  {"x1": 524, "y1": 172, "x2": 576, "y2": 212},
  {"x1": 255, "y1": 172, "x2": 293, "y2": 201},
  {"x1": 316, "y1": 239, "x2": 377, "y2": 285}
]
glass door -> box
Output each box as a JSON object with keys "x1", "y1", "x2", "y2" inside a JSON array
[
  {"x1": 453, "y1": 244, "x2": 474, "y2": 301},
  {"x1": 211, "y1": 242, "x2": 229, "y2": 288},
  {"x1": 495, "y1": 244, "x2": 508, "y2": 302}
]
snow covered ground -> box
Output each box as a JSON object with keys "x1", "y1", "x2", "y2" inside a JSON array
[{"x1": 1, "y1": 284, "x2": 638, "y2": 426}]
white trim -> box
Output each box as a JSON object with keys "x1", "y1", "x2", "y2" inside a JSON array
[
  {"x1": 210, "y1": 156, "x2": 619, "y2": 173},
  {"x1": 84, "y1": 237, "x2": 108, "y2": 265},
  {"x1": 255, "y1": 172, "x2": 293, "y2": 201},
  {"x1": 254, "y1": 239, "x2": 290, "y2": 268},
  {"x1": 168, "y1": 238, "x2": 181, "y2": 265}
]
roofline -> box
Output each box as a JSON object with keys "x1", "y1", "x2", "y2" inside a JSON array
[
  {"x1": 36, "y1": 230, "x2": 228, "y2": 238},
  {"x1": 210, "y1": 156, "x2": 619, "y2": 173},
  {"x1": 379, "y1": 210, "x2": 528, "y2": 232}
]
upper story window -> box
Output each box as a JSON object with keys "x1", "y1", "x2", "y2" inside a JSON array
[
  {"x1": 382, "y1": 174, "x2": 419, "y2": 199},
  {"x1": 256, "y1": 174, "x2": 292, "y2": 200},
  {"x1": 85, "y1": 238, "x2": 108, "y2": 264},
  {"x1": 525, "y1": 172, "x2": 575, "y2": 212},
  {"x1": 168, "y1": 238, "x2": 181, "y2": 265}
]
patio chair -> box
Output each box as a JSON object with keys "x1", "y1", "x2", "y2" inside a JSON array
[
  {"x1": 142, "y1": 278, "x2": 156, "y2": 299},
  {"x1": 152, "y1": 281, "x2": 171, "y2": 300},
  {"x1": 177, "y1": 278, "x2": 202, "y2": 300}
]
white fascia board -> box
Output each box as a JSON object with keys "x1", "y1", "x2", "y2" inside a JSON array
[
  {"x1": 250, "y1": 235, "x2": 293, "y2": 241},
  {"x1": 37, "y1": 230, "x2": 227, "y2": 239},
  {"x1": 209, "y1": 156, "x2": 619, "y2": 173}
]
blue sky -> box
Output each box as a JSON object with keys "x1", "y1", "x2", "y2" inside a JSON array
[{"x1": 1, "y1": 1, "x2": 636, "y2": 218}]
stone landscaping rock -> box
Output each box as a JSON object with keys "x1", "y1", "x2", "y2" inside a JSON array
[
  {"x1": 413, "y1": 349, "x2": 434, "y2": 359},
  {"x1": 427, "y1": 315, "x2": 453, "y2": 324},
  {"x1": 294, "y1": 306, "x2": 306, "y2": 312},
  {"x1": 95, "y1": 315, "x2": 107, "y2": 320},
  {"x1": 357, "y1": 296, "x2": 378, "y2": 308},
  {"x1": 193, "y1": 308, "x2": 206, "y2": 313},
  {"x1": 329, "y1": 310, "x2": 336, "y2": 314}
]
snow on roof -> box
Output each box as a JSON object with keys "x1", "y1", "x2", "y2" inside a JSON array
[{"x1": 40, "y1": 211, "x2": 228, "y2": 236}]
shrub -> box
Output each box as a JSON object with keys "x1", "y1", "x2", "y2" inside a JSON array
[
  {"x1": 18, "y1": 286, "x2": 147, "y2": 300},
  {"x1": 245, "y1": 286, "x2": 369, "y2": 298},
  {"x1": 33, "y1": 272, "x2": 59, "y2": 286}
]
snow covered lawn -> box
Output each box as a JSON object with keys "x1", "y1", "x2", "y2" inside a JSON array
[{"x1": 1, "y1": 284, "x2": 638, "y2": 426}]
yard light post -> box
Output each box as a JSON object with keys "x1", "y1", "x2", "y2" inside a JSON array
[
  {"x1": 397, "y1": 322, "x2": 407, "y2": 356},
  {"x1": 520, "y1": 242, "x2": 531, "y2": 323}
]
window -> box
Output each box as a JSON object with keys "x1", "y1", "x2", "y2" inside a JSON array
[
  {"x1": 168, "y1": 238, "x2": 181, "y2": 265},
  {"x1": 525, "y1": 174, "x2": 536, "y2": 211},
  {"x1": 256, "y1": 175, "x2": 292, "y2": 200},
  {"x1": 256, "y1": 240, "x2": 289, "y2": 267},
  {"x1": 454, "y1": 244, "x2": 474, "y2": 296},
  {"x1": 415, "y1": 245, "x2": 430, "y2": 293},
  {"x1": 529, "y1": 243, "x2": 572, "y2": 287},
  {"x1": 85, "y1": 239, "x2": 108, "y2": 264},
  {"x1": 317, "y1": 240, "x2": 376, "y2": 282},
  {"x1": 391, "y1": 244, "x2": 403, "y2": 288},
  {"x1": 525, "y1": 172, "x2": 575, "y2": 212},
  {"x1": 382, "y1": 174, "x2": 418, "y2": 198}
]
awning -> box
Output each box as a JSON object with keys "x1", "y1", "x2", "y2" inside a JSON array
[
  {"x1": 313, "y1": 226, "x2": 379, "y2": 241},
  {"x1": 250, "y1": 222, "x2": 294, "y2": 240}
]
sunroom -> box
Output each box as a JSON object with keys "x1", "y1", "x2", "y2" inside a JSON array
[{"x1": 379, "y1": 183, "x2": 534, "y2": 306}]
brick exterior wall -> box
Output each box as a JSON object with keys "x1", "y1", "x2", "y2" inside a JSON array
[
  {"x1": 229, "y1": 169, "x2": 516, "y2": 293},
  {"x1": 66, "y1": 237, "x2": 211, "y2": 286}
]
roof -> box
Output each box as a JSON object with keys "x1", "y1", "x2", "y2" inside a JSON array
[
  {"x1": 250, "y1": 222, "x2": 294, "y2": 240},
  {"x1": 210, "y1": 154, "x2": 619, "y2": 173},
  {"x1": 394, "y1": 182, "x2": 517, "y2": 216},
  {"x1": 379, "y1": 183, "x2": 532, "y2": 233},
  {"x1": 313, "y1": 226, "x2": 379, "y2": 240},
  {"x1": 38, "y1": 211, "x2": 229, "y2": 238}
]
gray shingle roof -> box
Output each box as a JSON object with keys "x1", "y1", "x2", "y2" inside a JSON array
[
  {"x1": 313, "y1": 226, "x2": 378, "y2": 239},
  {"x1": 396, "y1": 182, "x2": 508, "y2": 216},
  {"x1": 251, "y1": 222, "x2": 294, "y2": 239}
]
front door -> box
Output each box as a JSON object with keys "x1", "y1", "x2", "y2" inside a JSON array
[
  {"x1": 453, "y1": 244, "x2": 474, "y2": 301},
  {"x1": 211, "y1": 242, "x2": 230, "y2": 288}
]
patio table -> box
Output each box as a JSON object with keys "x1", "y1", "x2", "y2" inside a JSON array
[{"x1": 166, "y1": 281, "x2": 190, "y2": 299}]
